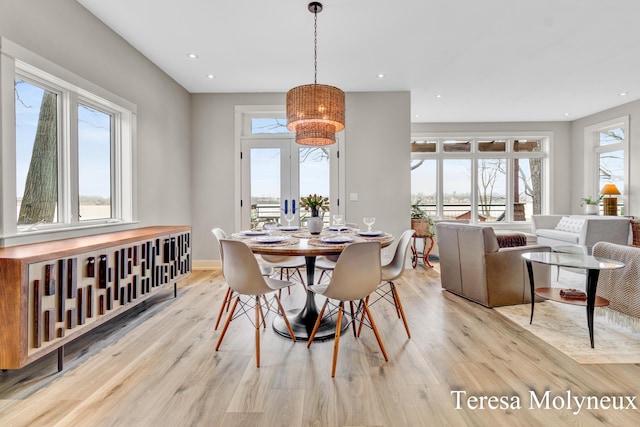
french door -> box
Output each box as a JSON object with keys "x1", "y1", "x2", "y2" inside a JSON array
[{"x1": 240, "y1": 138, "x2": 342, "y2": 230}]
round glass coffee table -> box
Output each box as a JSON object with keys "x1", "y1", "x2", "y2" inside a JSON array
[{"x1": 521, "y1": 251, "x2": 624, "y2": 348}]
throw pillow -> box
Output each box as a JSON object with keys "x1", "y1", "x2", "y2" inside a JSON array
[{"x1": 556, "y1": 217, "x2": 585, "y2": 233}]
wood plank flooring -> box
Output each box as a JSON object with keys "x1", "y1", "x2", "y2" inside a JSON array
[{"x1": 1, "y1": 265, "x2": 639, "y2": 426}]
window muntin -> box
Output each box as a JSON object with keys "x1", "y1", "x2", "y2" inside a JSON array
[
  {"x1": 78, "y1": 103, "x2": 112, "y2": 221},
  {"x1": 411, "y1": 136, "x2": 546, "y2": 223}
]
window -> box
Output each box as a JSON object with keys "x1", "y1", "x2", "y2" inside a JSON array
[
  {"x1": 584, "y1": 117, "x2": 628, "y2": 215},
  {"x1": 2, "y1": 39, "x2": 135, "y2": 239},
  {"x1": 411, "y1": 136, "x2": 547, "y2": 223}
]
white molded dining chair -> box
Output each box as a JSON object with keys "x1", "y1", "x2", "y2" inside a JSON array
[
  {"x1": 306, "y1": 241, "x2": 388, "y2": 377},
  {"x1": 361, "y1": 229, "x2": 414, "y2": 338},
  {"x1": 216, "y1": 239, "x2": 296, "y2": 367},
  {"x1": 211, "y1": 228, "x2": 274, "y2": 330}
]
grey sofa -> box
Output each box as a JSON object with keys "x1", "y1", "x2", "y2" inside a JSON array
[
  {"x1": 531, "y1": 215, "x2": 631, "y2": 253},
  {"x1": 436, "y1": 222, "x2": 551, "y2": 307}
]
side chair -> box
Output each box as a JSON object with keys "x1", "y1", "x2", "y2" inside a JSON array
[
  {"x1": 211, "y1": 228, "x2": 274, "y2": 330},
  {"x1": 307, "y1": 241, "x2": 388, "y2": 377},
  {"x1": 361, "y1": 229, "x2": 414, "y2": 339},
  {"x1": 216, "y1": 239, "x2": 296, "y2": 367}
]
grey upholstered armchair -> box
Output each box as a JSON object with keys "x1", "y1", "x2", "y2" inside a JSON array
[{"x1": 436, "y1": 222, "x2": 551, "y2": 307}]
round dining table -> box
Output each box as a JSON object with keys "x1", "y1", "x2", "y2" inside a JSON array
[{"x1": 233, "y1": 228, "x2": 394, "y2": 341}]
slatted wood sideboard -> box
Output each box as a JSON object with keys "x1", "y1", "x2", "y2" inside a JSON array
[{"x1": 0, "y1": 226, "x2": 191, "y2": 370}]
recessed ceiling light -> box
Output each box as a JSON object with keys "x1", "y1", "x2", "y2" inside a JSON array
[
  {"x1": 619, "y1": 92, "x2": 628, "y2": 97},
  {"x1": 435, "y1": 94, "x2": 442, "y2": 99},
  {"x1": 377, "y1": 73, "x2": 385, "y2": 78},
  {"x1": 207, "y1": 74, "x2": 215, "y2": 79},
  {"x1": 187, "y1": 53, "x2": 199, "y2": 60},
  {"x1": 415, "y1": 114, "x2": 421, "y2": 118},
  {"x1": 563, "y1": 112, "x2": 570, "y2": 117}
]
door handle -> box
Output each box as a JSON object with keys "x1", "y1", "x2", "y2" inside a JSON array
[
  {"x1": 284, "y1": 199, "x2": 288, "y2": 214},
  {"x1": 292, "y1": 199, "x2": 296, "y2": 214}
]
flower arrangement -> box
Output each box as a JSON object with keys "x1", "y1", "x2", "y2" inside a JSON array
[{"x1": 300, "y1": 194, "x2": 329, "y2": 217}]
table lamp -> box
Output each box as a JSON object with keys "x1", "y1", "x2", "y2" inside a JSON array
[{"x1": 600, "y1": 184, "x2": 621, "y2": 216}]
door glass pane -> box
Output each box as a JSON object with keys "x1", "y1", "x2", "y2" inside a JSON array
[
  {"x1": 599, "y1": 128, "x2": 624, "y2": 146},
  {"x1": 251, "y1": 118, "x2": 289, "y2": 134},
  {"x1": 299, "y1": 146, "x2": 330, "y2": 225},
  {"x1": 15, "y1": 78, "x2": 59, "y2": 225},
  {"x1": 477, "y1": 159, "x2": 506, "y2": 222},
  {"x1": 411, "y1": 159, "x2": 436, "y2": 217},
  {"x1": 78, "y1": 104, "x2": 112, "y2": 220},
  {"x1": 443, "y1": 159, "x2": 471, "y2": 220},
  {"x1": 250, "y1": 148, "x2": 281, "y2": 228}
]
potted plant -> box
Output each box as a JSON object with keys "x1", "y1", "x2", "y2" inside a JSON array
[
  {"x1": 579, "y1": 195, "x2": 602, "y2": 215},
  {"x1": 300, "y1": 194, "x2": 329, "y2": 234},
  {"x1": 411, "y1": 201, "x2": 433, "y2": 237}
]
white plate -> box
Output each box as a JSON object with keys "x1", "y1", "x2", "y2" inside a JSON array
[
  {"x1": 253, "y1": 235, "x2": 289, "y2": 243},
  {"x1": 279, "y1": 226, "x2": 299, "y2": 231},
  {"x1": 357, "y1": 230, "x2": 383, "y2": 237},
  {"x1": 328, "y1": 226, "x2": 348, "y2": 231},
  {"x1": 242, "y1": 230, "x2": 268, "y2": 236},
  {"x1": 320, "y1": 235, "x2": 355, "y2": 244}
]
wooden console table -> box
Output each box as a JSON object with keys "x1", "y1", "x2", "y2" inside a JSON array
[{"x1": 0, "y1": 226, "x2": 191, "y2": 370}]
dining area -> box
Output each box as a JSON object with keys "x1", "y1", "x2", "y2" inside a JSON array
[{"x1": 211, "y1": 213, "x2": 414, "y2": 377}]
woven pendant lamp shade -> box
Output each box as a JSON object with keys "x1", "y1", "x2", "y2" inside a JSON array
[{"x1": 286, "y1": 83, "x2": 345, "y2": 146}]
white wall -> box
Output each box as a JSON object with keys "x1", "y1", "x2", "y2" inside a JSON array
[
  {"x1": 190, "y1": 91, "x2": 411, "y2": 262},
  {"x1": 411, "y1": 121, "x2": 572, "y2": 215},
  {"x1": 570, "y1": 98, "x2": 640, "y2": 217},
  {"x1": 0, "y1": 0, "x2": 192, "y2": 242}
]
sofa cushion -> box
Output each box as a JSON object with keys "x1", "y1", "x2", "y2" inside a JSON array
[
  {"x1": 555, "y1": 216, "x2": 585, "y2": 233},
  {"x1": 536, "y1": 228, "x2": 580, "y2": 244}
]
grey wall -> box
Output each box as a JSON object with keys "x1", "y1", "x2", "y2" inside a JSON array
[
  {"x1": 411, "y1": 121, "x2": 572, "y2": 215},
  {"x1": 0, "y1": 0, "x2": 192, "y2": 232},
  {"x1": 190, "y1": 91, "x2": 411, "y2": 262},
  {"x1": 570, "y1": 98, "x2": 640, "y2": 217}
]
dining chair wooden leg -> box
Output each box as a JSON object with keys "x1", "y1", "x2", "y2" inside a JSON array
[
  {"x1": 274, "y1": 295, "x2": 296, "y2": 342},
  {"x1": 257, "y1": 299, "x2": 267, "y2": 329},
  {"x1": 349, "y1": 301, "x2": 357, "y2": 337},
  {"x1": 307, "y1": 299, "x2": 329, "y2": 347},
  {"x1": 225, "y1": 289, "x2": 233, "y2": 311},
  {"x1": 255, "y1": 295, "x2": 261, "y2": 367},
  {"x1": 363, "y1": 303, "x2": 388, "y2": 361},
  {"x1": 389, "y1": 283, "x2": 402, "y2": 318},
  {"x1": 391, "y1": 284, "x2": 411, "y2": 339},
  {"x1": 357, "y1": 296, "x2": 369, "y2": 337},
  {"x1": 331, "y1": 302, "x2": 344, "y2": 377},
  {"x1": 215, "y1": 296, "x2": 239, "y2": 351},
  {"x1": 215, "y1": 287, "x2": 232, "y2": 330}
]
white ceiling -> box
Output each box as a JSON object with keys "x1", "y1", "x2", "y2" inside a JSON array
[{"x1": 77, "y1": 0, "x2": 640, "y2": 123}]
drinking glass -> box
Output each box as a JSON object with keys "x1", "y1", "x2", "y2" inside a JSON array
[
  {"x1": 332, "y1": 214, "x2": 344, "y2": 227},
  {"x1": 264, "y1": 222, "x2": 278, "y2": 235},
  {"x1": 285, "y1": 213, "x2": 294, "y2": 227},
  {"x1": 363, "y1": 217, "x2": 375, "y2": 232}
]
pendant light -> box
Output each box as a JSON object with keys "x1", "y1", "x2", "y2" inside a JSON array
[{"x1": 286, "y1": 2, "x2": 345, "y2": 146}]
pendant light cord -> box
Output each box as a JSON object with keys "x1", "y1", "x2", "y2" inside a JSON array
[{"x1": 313, "y1": 10, "x2": 318, "y2": 84}]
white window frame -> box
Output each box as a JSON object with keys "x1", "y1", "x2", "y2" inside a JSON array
[
  {"x1": 583, "y1": 116, "x2": 629, "y2": 210},
  {"x1": 0, "y1": 38, "x2": 136, "y2": 244},
  {"x1": 411, "y1": 132, "x2": 550, "y2": 224}
]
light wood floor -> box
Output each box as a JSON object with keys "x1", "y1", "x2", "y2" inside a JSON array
[{"x1": 1, "y1": 264, "x2": 639, "y2": 426}]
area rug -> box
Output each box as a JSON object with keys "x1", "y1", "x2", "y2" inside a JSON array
[{"x1": 495, "y1": 271, "x2": 640, "y2": 364}]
